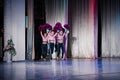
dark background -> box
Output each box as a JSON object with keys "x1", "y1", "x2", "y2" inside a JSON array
[
  {"x1": 0, "y1": 0, "x2": 4, "y2": 61},
  {"x1": 34, "y1": 0, "x2": 46, "y2": 60}
]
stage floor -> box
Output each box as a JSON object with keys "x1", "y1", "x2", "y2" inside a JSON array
[{"x1": 0, "y1": 58, "x2": 120, "y2": 80}]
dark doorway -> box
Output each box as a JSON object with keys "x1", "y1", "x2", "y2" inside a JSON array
[
  {"x1": 25, "y1": 0, "x2": 28, "y2": 60},
  {"x1": 0, "y1": 0, "x2": 4, "y2": 61},
  {"x1": 34, "y1": 0, "x2": 46, "y2": 60},
  {"x1": 98, "y1": 0, "x2": 102, "y2": 58}
]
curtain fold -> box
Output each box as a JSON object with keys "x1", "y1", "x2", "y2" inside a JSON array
[
  {"x1": 68, "y1": 0, "x2": 97, "y2": 58},
  {"x1": 101, "y1": 0, "x2": 120, "y2": 57}
]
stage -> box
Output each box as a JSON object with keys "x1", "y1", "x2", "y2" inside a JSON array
[{"x1": 0, "y1": 58, "x2": 120, "y2": 80}]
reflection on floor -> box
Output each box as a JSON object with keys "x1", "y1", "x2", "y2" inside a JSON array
[{"x1": 0, "y1": 59, "x2": 120, "y2": 80}]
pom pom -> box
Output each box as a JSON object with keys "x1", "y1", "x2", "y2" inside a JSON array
[
  {"x1": 38, "y1": 25, "x2": 45, "y2": 31},
  {"x1": 53, "y1": 26, "x2": 58, "y2": 33},
  {"x1": 58, "y1": 26, "x2": 63, "y2": 30},
  {"x1": 45, "y1": 23, "x2": 52, "y2": 30},
  {"x1": 54, "y1": 22, "x2": 63, "y2": 32},
  {"x1": 64, "y1": 24, "x2": 70, "y2": 30}
]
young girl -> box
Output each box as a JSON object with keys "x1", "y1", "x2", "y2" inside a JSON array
[
  {"x1": 57, "y1": 29, "x2": 69, "y2": 60},
  {"x1": 40, "y1": 31, "x2": 48, "y2": 60},
  {"x1": 48, "y1": 30, "x2": 57, "y2": 60}
]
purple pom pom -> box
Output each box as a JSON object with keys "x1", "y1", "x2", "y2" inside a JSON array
[
  {"x1": 38, "y1": 25, "x2": 45, "y2": 31},
  {"x1": 53, "y1": 26, "x2": 58, "y2": 32},
  {"x1": 54, "y1": 22, "x2": 63, "y2": 31},
  {"x1": 64, "y1": 24, "x2": 70, "y2": 30},
  {"x1": 58, "y1": 26, "x2": 63, "y2": 30},
  {"x1": 45, "y1": 23, "x2": 52, "y2": 30}
]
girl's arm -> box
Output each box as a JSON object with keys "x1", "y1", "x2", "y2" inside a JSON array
[
  {"x1": 40, "y1": 31, "x2": 44, "y2": 38},
  {"x1": 63, "y1": 32, "x2": 66, "y2": 37},
  {"x1": 53, "y1": 32, "x2": 58, "y2": 37},
  {"x1": 47, "y1": 31, "x2": 51, "y2": 36},
  {"x1": 65, "y1": 30, "x2": 69, "y2": 37}
]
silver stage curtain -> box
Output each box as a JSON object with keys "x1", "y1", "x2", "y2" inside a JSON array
[
  {"x1": 68, "y1": 0, "x2": 97, "y2": 58},
  {"x1": 45, "y1": 0, "x2": 68, "y2": 26},
  {"x1": 101, "y1": 0, "x2": 120, "y2": 57}
]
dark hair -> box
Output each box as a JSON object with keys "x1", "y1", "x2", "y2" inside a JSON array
[
  {"x1": 51, "y1": 30, "x2": 54, "y2": 32},
  {"x1": 42, "y1": 30, "x2": 47, "y2": 35},
  {"x1": 42, "y1": 29, "x2": 47, "y2": 33},
  {"x1": 62, "y1": 28, "x2": 65, "y2": 33}
]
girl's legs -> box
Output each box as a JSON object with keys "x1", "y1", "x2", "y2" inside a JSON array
[
  {"x1": 41, "y1": 44, "x2": 45, "y2": 58},
  {"x1": 41, "y1": 44, "x2": 47, "y2": 59},
  {"x1": 57, "y1": 43, "x2": 60, "y2": 58},
  {"x1": 57, "y1": 43, "x2": 64, "y2": 58},
  {"x1": 49, "y1": 43, "x2": 54, "y2": 59},
  {"x1": 55, "y1": 43, "x2": 57, "y2": 52},
  {"x1": 44, "y1": 44, "x2": 47, "y2": 58},
  {"x1": 61, "y1": 43, "x2": 64, "y2": 58}
]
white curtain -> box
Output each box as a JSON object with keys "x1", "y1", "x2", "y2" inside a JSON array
[
  {"x1": 45, "y1": 0, "x2": 68, "y2": 27},
  {"x1": 101, "y1": 0, "x2": 120, "y2": 57},
  {"x1": 68, "y1": 0, "x2": 97, "y2": 58},
  {"x1": 4, "y1": 0, "x2": 25, "y2": 61}
]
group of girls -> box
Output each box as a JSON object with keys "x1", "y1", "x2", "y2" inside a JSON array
[{"x1": 40, "y1": 28, "x2": 69, "y2": 60}]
